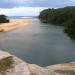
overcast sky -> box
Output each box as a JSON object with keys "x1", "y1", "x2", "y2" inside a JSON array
[{"x1": 0, "y1": 0, "x2": 74, "y2": 16}]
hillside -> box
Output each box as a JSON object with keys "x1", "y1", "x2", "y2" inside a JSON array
[{"x1": 39, "y1": 6, "x2": 75, "y2": 41}]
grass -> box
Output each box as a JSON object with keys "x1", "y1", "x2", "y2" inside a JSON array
[{"x1": 0, "y1": 56, "x2": 13, "y2": 75}]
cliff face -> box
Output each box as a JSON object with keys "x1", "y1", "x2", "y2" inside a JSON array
[{"x1": 0, "y1": 50, "x2": 75, "y2": 75}]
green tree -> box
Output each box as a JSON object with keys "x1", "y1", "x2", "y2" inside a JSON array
[
  {"x1": 0, "y1": 14, "x2": 9, "y2": 23},
  {"x1": 39, "y1": 6, "x2": 75, "y2": 40},
  {"x1": 64, "y1": 17, "x2": 75, "y2": 40}
]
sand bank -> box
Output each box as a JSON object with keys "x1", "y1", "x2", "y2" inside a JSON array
[{"x1": 0, "y1": 19, "x2": 30, "y2": 32}]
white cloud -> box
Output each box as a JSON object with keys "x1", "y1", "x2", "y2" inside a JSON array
[{"x1": 0, "y1": 7, "x2": 47, "y2": 16}]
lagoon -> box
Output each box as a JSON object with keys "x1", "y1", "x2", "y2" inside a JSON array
[{"x1": 0, "y1": 18, "x2": 75, "y2": 66}]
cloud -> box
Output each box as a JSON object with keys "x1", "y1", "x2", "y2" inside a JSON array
[
  {"x1": 0, "y1": 7, "x2": 47, "y2": 16},
  {"x1": 0, "y1": 0, "x2": 74, "y2": 8},
  {"x1": 0, "y1": 0, "x2": 74, "y2": 16}
]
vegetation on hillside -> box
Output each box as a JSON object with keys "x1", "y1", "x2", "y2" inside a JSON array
[
  {"x1": 0, "y1": 56, "x2": 13, "y2": 75},
  {"x1": 64, "y1": 17, "x2": 75, "y2": 40},
  {"x1": 0, "y1": 14, "x2": 9, "y2": 23},
  {"x1": 39, "y1": 6, "x2": 75, "y2": 40}
]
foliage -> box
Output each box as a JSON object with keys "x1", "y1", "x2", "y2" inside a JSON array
[
  {"x1": 0, "y1": 14, "x2": 9, "y2": 23},
  {"x1": 39, "y1": 6, "x2": 75, "y2": 40},
  {"x1": 39, "y1": 7, "x2": 75, "y2": 25},
  {"x1": 0, "y1": 56, "x2": 13, "y2": 75},
  {"x1": 64, "y1": 17, "x2": 75, "y2": 40}
]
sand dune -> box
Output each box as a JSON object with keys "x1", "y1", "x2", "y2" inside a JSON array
[{"x1": 0, "y1": 19, "x2": 30, "y2": 32}]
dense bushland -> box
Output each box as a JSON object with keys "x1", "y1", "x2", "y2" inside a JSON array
[
  {"x1": 0, "y1": 14, "x2": 9, "y2": 23},
  {"x1": 39, "y1": 6, "x2": 75, "y2": 40}
]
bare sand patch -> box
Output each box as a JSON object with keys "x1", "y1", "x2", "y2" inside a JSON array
[{"x1": 0, "y1": 19, "x2": 30, "y2": 32}]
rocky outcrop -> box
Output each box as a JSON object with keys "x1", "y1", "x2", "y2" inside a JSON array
[{"x1": 0, "y1": 50, "x2": 75, "y2": 75}]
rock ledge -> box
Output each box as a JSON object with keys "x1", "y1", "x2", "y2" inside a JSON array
[{"x1": 0, "y1": 50, "x2": 75, "y2": 75}]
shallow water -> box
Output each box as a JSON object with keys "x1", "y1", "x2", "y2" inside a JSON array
[{"x1": 0, "y1": 18, "x2": 75, "y2": 66}]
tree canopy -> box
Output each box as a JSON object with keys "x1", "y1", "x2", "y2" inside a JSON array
[
  {"x1": 0, "y1": 14, "x2": 9, "y2": 23},
  {"x1": 39, "y1": 6, "x2": 75, "y2": 40}
]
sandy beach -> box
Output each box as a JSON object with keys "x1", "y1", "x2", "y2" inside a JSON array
[{"x1": 0, "y1": 19, "x2": 30, "y2": 32}]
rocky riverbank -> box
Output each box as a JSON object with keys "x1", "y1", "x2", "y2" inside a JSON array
[{"x1": 0, "y1": 50, "x2": 75, "y2": 75}]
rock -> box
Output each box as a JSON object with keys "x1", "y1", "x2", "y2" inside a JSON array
[
  {"x1": 27, "y1": 64, "x2": 49, "y2": 75},
  {"x1": 0, "y1": 50, "x2": 75, "y2": 75},
  {"x1": 0, "y1": 50, "x2": 11, "y2": 60},
  {"x1": 6, "y1": 56, "x2": 31, "y2": 75}
]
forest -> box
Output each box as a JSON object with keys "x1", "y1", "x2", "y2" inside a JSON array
[{"x1": 39, "y1": 6, "x2": 75, "y2": 41}]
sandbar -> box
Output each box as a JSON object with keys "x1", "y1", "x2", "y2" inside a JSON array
[{"x1": 0, "y1": 19, "x2": 30, "y2": 32}]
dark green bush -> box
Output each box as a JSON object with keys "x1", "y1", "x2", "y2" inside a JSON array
[
  {"x1": 64, "y1": 17, "x2": 75, "y2": 40},
  {"x1": 0, "y1": 14, "x2": 9, "y2": 23}
]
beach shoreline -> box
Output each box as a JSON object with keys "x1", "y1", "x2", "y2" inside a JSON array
[{"x1": 0, "y1": 19, "x2": 30, "y2": 32}]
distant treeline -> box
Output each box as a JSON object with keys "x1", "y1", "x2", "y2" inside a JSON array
[{"x1": 39, "y1": 6, "x2": 75, "y2": 41}]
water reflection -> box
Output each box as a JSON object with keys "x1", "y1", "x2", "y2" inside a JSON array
[{"x1": 0, "y1": 18, "x2": 75, "y2": 66}]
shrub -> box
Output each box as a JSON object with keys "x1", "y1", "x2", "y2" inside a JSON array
[
  {"x1": 0, "y1": 56, "x2": 13, "y2": 75},
  {"x1": 64, "y1": 17, "x2": 75, "y2": 40},
  {"x1": 0, "y1": 14, "x2": 9, "y2": 23}
]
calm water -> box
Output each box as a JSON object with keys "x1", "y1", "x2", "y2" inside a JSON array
[{"x1": 0, "y1": 18, "x2": 75, "y2": 66}]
